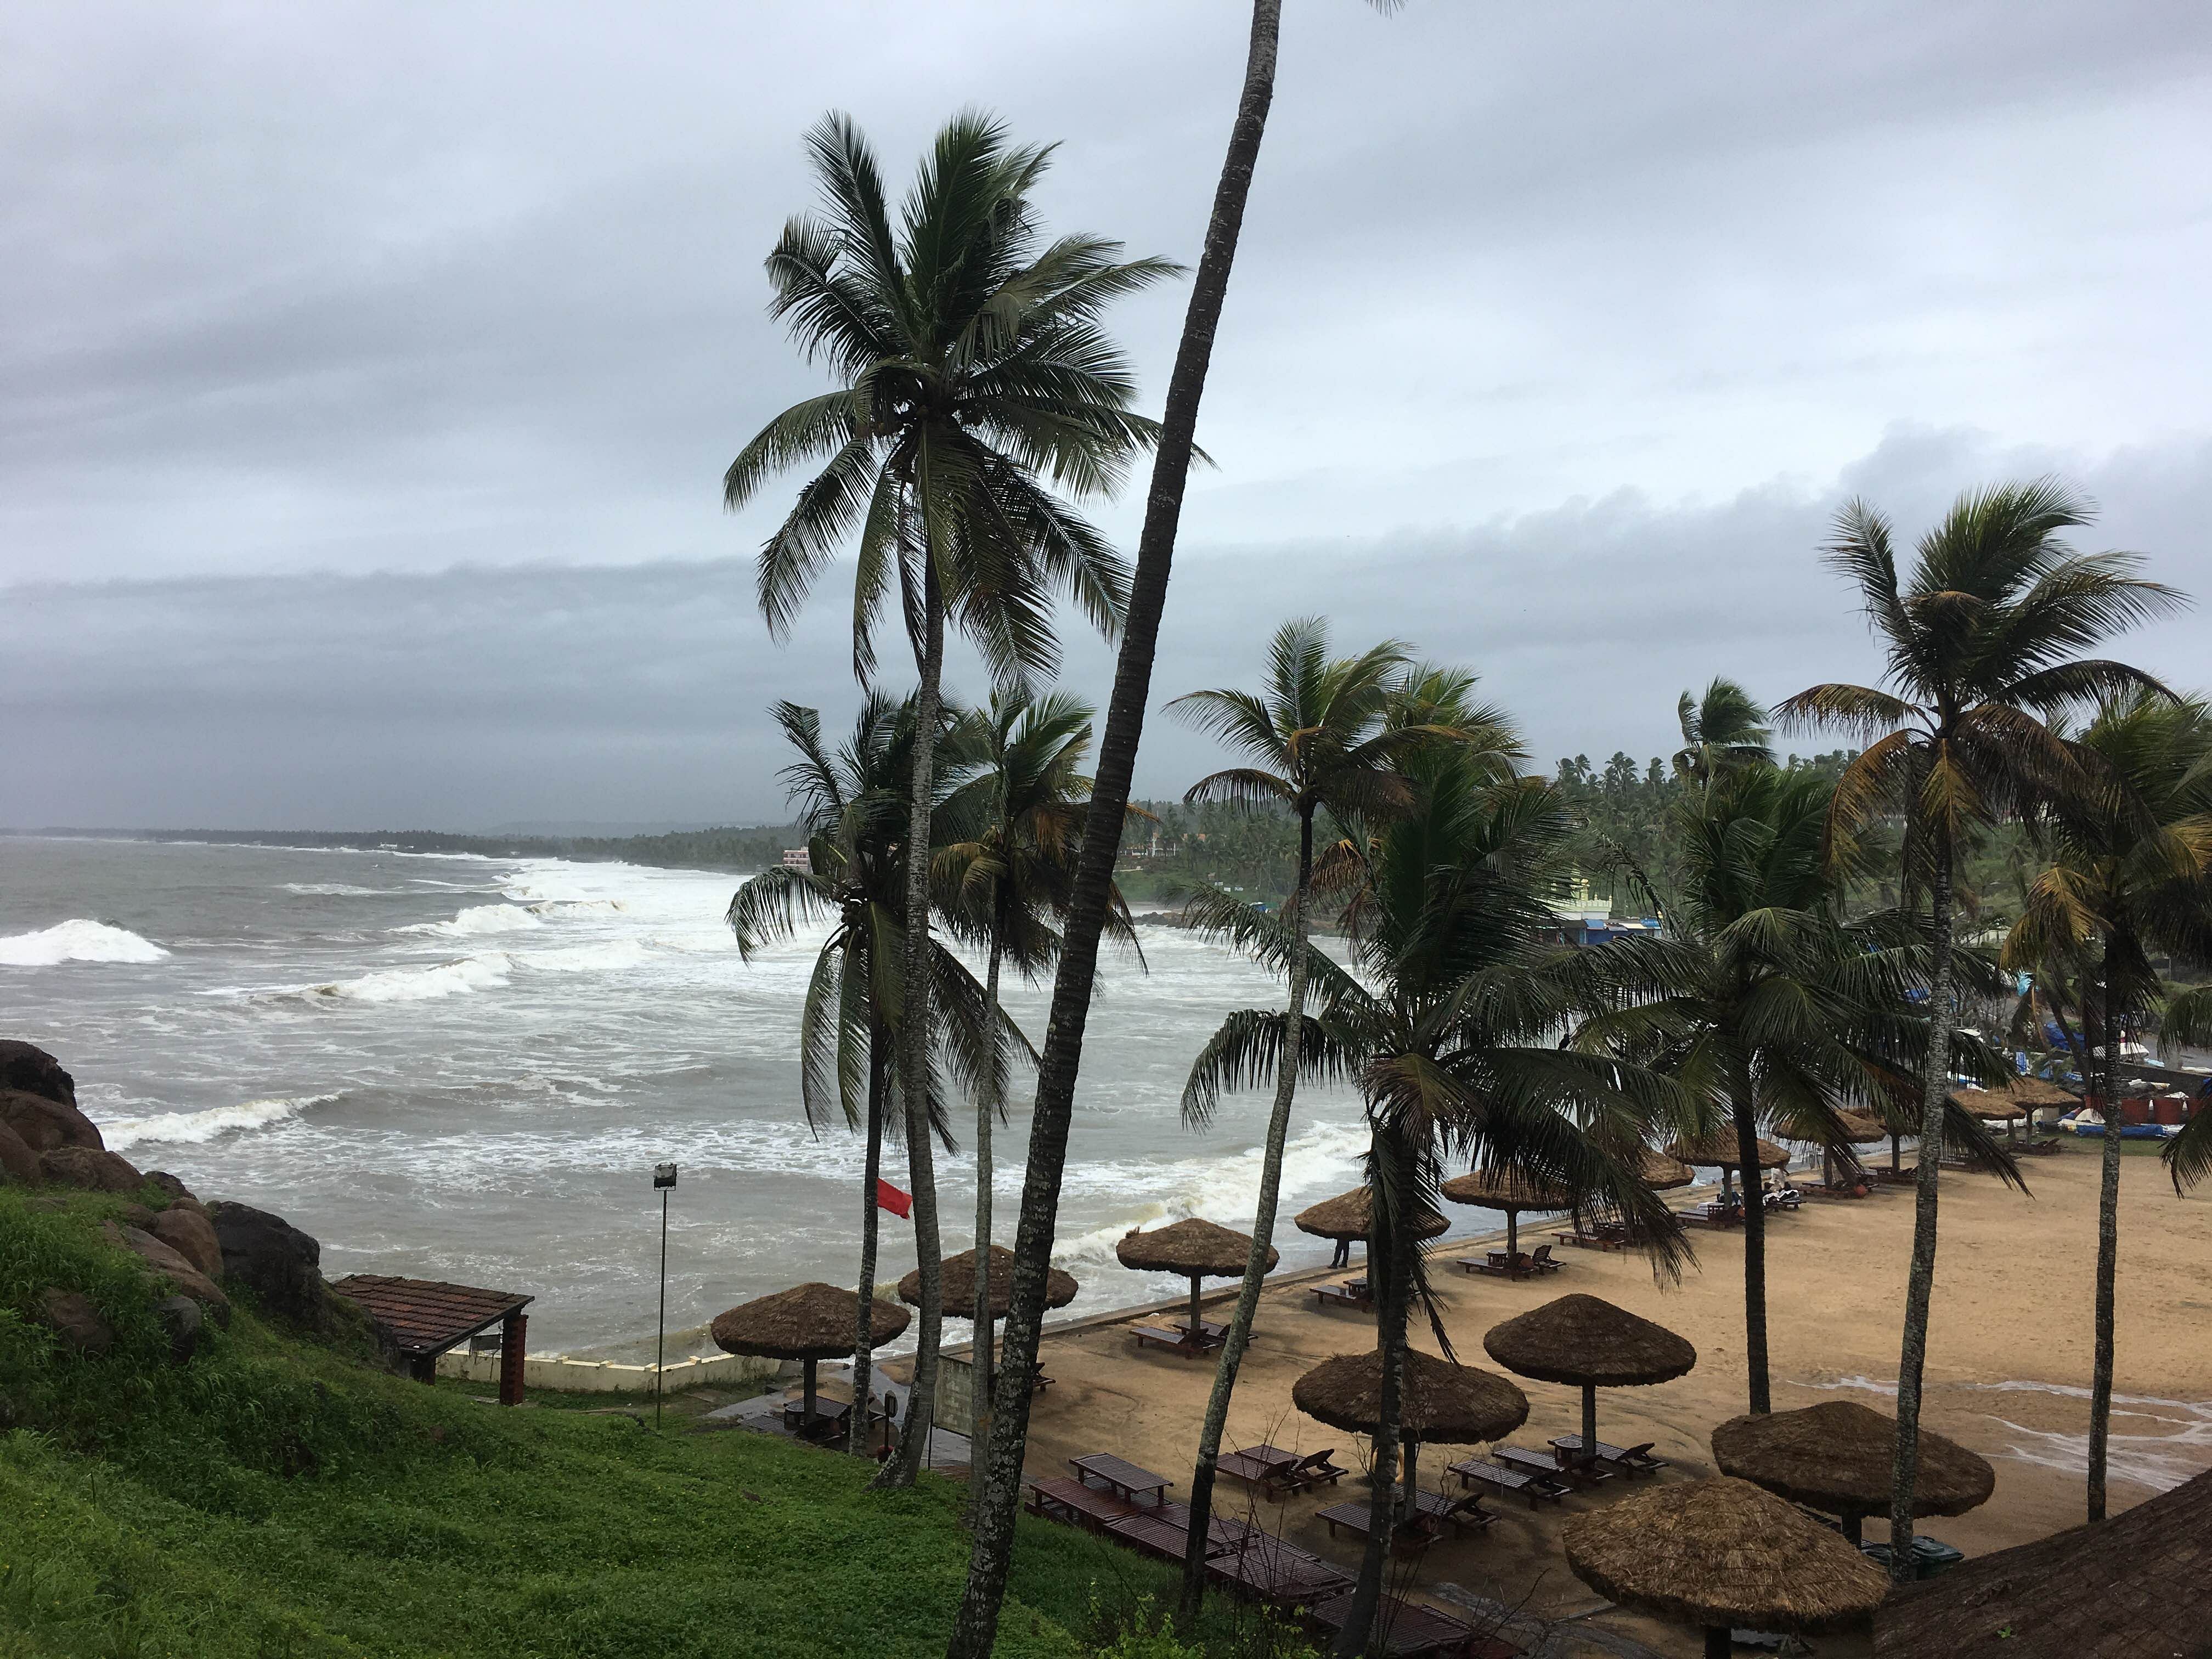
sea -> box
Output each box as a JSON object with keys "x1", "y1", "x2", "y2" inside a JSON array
[{"x1": 0, "y1": 836, "x2": 1515, "y2": 1355}]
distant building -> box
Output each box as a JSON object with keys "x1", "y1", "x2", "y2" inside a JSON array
[
  {"x1": 780, "y1": 847, "x2": 811, "y2": 873},
  {"x1": 1540, "y1": 895, "x2": 1658, "y2": 947}
]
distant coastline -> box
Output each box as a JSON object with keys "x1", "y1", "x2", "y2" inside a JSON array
[{"x1": 0, "y1": 822, "x2": 805, "y2": 876}]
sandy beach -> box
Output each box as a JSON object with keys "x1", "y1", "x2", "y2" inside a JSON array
[{"x1": 1008, "y1": 1141, "x2": 2212, "y2": 1656}]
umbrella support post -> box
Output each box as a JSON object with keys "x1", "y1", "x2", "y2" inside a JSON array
[
  {"x1": 1703, "y1": 1628, "x2": 1731, "y2": 1659},
  {"x1": 1582, "y1": 1383, "x2": 1598, "y2": 1462},
  {"x1": 1842, "y1": 1509, "x2": 1863, "y2": 1547},
  {"x1": 1189, "y1": 1277, "x2": 1202, "y2": 1343},
  {"x1": 1506, "y1": 1211, "x2": 1519, "y2": 1265},
  {"x1": 803, "y1": 1357, "x2": 817, "y2": 1425},
  {"x1": 1401, "y1": 1439, "x2": 1419, "y2": 1525}
]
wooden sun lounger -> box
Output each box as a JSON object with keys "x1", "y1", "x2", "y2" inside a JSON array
[
  {"x1": 1206, "y1": 1537, "x2": 1354, "y2": 1606},
  {"x1": 1026, "y1": 1475, "x2": 1138, "y2": 1531},
  {"x1": 1154, "y1": 1500, "x2": 1260, "y2": 1550},
  {"x1": 1447, "y1": 1457, "x2": 1567, "y2": 1509},
  {"x1": 1310, "y1": 1280, "x2": 1369, "y2": 1310},
  {"x1": 1278, "y1": 1447, "x2": 1348, "y2": 1493},
  {"x1": 1528, "y1": 1243, "x2": 1560, "y2": 1273},
  {"x1": 1316, "y1": 1499, "x2": 1439, "y2": 1554},
  {"x1": 1216, "y1": 1444, "x2": 1297, "y2": 1493},
  {"x1": 1497, "y1": 1444, "x2": 1612, "y2": 1489},
  {"x1": 1306, "y1": 1591, "x2": 1512, "y2": 1659},
  {"x1": 1133, "y1": 1323, "x2": 1222, "y2": 1356},
  {"x1": 1555, "y1": 1228, "x2": 1628, "y2": 1252},
  {"x1": 1106, "y1": 1510, "x2": 1235, "y2": 1562},
  {"x1": 1548, "y1": 1435, "x2": 1666, "y2": 1477},
  {"x1": 1457, "y1": 1251, "x2": 1531, "y2": 1278}
]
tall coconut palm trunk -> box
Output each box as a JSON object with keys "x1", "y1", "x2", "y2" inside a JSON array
[
  {"x1": 881, "y1": 575, "x2": 948, "y2": 1489},
  {"x1": 1177, "y1": 811, "x2": 1314, "y2": 1617},
  {"x1": 2087, "y1": 946, "x2": 2122, "y2": 1520},
  {"x1": 944, "y1": 5, "x2": 1280, "y2": 1652},
  {"x1": 1338, "y1": 1130, "x2": 1409, "y2": 1658},
  {"x1": 1889, "y1": 850, "x2": 1956, "y2": 1575},
  {"x1": 850, "y1": 1028, "x2": 889, "y2": 1457},
  {"x1": 1733, "y1": 1055, "x2": 1773, "y2": 1415},
  {"x1": 970, "y1": 935, "x2": 1003, "y2": 1514}
]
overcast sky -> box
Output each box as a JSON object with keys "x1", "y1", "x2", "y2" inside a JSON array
[{"x1": 6, "y1": 2, "x2": 2210, "y2": 830}]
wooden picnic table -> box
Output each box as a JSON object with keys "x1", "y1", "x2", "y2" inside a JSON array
[
  {"x1": 1496, "y1": 1444, "x2": 1611, "y2": 1489},
  {"x1": 1025, "y1": 1475, "x2": 1138, "y2": 1532},
  {"x1": 1070, "y1": 1452, "x2": 1173, "y2": 1505},
  {"x1": 1548, "y1": 1435, "x2": 1665, "y2": 1477},
  {"x1": 1206, "y1": 1537, "x2": 1353, "y2": 1606}
]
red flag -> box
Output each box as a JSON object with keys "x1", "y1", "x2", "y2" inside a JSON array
[{"x1": 874, "y1": 1178, "x2": 912, "y2": 1219}]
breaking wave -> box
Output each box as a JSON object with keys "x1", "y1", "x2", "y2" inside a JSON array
[
  {"x1": 280, "y1": 883, "x2": 394, "y2": 896},
  {"x1": 312, "y1": 955, "x2": 515, "y2": 1002},
  {"x1": 103, "y1": 1094, "x2": 337, "y2": 1152},
  {"x1": 0, "y1": 919, "x2": 171, "y2": 966},
  {"x1": 400, "y1": 904, "x2": 543, "y2": 938}
]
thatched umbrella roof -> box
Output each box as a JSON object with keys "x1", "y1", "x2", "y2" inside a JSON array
[
  {"x1": 1713, "y1": 1401, "x2": 1994, "y2": 1523},
  {"x1": 1562, "y1": 1476, "x2": 1891, "y2": 1638},
  {"x1": 1874, "y1": 1466, "x2": 2212, "y2": 1659},
  {"x1": 1115, "y1": 1217, "x2": 1275, "y2": 1278},
  {"x1": 1834, "y1": 1111, "x2": 1888, "y2": 1144},
  {"x1": 1482, "y1": 1294, "x2": 1696, "y2": 1389},
  {"x1": 710, "y1": 1282, "x2": 908, "y2": 1361},
  {"x1": 1951, "y1": 1090, "x2": 2029, "y2": 1122},
  {"x1": 1638, "y1": 1148, "x2": 1696, "y2": 1191},
  {"x1": 1440, "y1": 1168, "x2": 1576, "y2": 1212},
  {"x1": 1668, "y1": 1131, "x2": 1789, "y2": 1170},
  {"x1": 898, "y1": 1245, "x2": 1077, "y2": 1320},
  {"x1": 1291, "y1": 1348, "x2": 1529, "y2": 1445},
  {"x1": 1949, "y1": 1076, "x2": 2078, "y2": 1114},
  {"x1": 1293, "y1": 1186, "x2": 1450, "y2": 1243}
]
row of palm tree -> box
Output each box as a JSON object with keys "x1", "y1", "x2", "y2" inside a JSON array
[{"x1": 722, "y1": 52, "x2": 2204, "y2": 1659}]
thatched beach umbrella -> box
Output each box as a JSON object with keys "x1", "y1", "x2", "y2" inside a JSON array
[
  {"x1": 1712, "y1": 1399, "x2": 1995, "y2": 1546},
  {"x1": 1820, "y1": 1111, "x2": 1886, "y2": 1185},
  {"x1": 711, "y1": 1281, "x2": 910, "y2": 1423},
  {"x1": 1116, "y1": 1218, "x2": 1275, "y2": 1338},
  {"x1": 1482, "y1": 1293, "x2": 1695, "y2": 1458},
  {"x1": 1294, "y1": 1186, "x2": 1449, "y2": 1250},
  {"x1": 1638, "y1": 1148, "x2": 1696, "y2": 1192},
  {"x1": 898, "y1": 1245, "x2": 1077, "y2": 1322},
  {"x1": 1441, "y1": 1167, "x2": 1575, "y2": 1262},
  {"x1": 1668, "y1": 1131, "x2": 1788, "y2": 1194},
  {"x1": 1562, "y1": 1476, "x2": 1891, "y2": 1659},
  {"x1": 1293, "y1": 1347, "x2": 1528, "y2": 1516}
]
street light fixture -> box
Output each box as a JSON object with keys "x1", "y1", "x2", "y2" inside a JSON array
[{"x1": 653, "y1": 1163, "x2": 678, "y2": 1428}]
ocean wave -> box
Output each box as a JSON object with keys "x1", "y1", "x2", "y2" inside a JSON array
[
  {"x1": 103, "y1": 1094, "x2": 337, "y2": 1151},
  {"x1": 311, "y1": 954, "x2": 515, "y2": 1002},
  {"x1": 0, "y1": 919, "x2": 171, "y2": 966},
  {"x1": 400, "y1": 904, "x2": 543, "y2": 939},
  {"x1": 281, "y1": 883, "x2": 394, "y2": 896}
]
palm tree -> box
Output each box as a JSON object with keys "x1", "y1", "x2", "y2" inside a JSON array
[
  {"x1": 1578, "y1": 761, "x2": 2018, "y2": 1418},
  {"x1": 2005, "y1": 691, "x2": 2212, "y2": 1520},
  {"x1": 1673, "y1": 676, "x2": 1776, "y2": 790},
  {"x1": 1779, "y1": 477, "x2": 2181, "y2": 1575},
  {"x1": 727, "y1": 111, "x2": 1171, "y2": 1487},
  {"x1": 725, "y1": 696, "x2": 1005, "y2": 1461},
  {"x1": 1166, "y1": 625, "x2": 1525, "y2": 1616},
  {"x1": 1186, "y1": 744, "x2": 1692, "y2": 1655},
  {"x1": 947, "y1": 4, "x2": 1407, "y2": 1644},
  {"x1": 933, "y1": 689, "x2": 1142, "y2": 1510}
]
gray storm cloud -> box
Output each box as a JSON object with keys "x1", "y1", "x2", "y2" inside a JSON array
[
  {"x1": 3, "y1": 4, "x2": 2207, "y2": 825},
  {"x1": 9, "y1": 428, "x2": 2207, "y2": 828}
]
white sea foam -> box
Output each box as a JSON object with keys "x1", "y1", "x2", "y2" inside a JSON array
[
  {"x1": 103, "y1": 1094, "x2": 336, "y2": 1152},
  {"x1": 314, "y1": 954, "x2": 514, "y2": 1002},
  {"x1": 402, "y1": 904, "x2": 543, "y2": 938},
  {"x1": 281, "y1": 883, "x2": 393, "y2": 896},
  {"x1": 0, "y1": 919, "x2": 171, "y2": 966}
]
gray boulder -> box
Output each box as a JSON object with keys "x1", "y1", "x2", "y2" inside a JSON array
[
  {"x1": 0, "y1": 1088, "x2": 104, "y2": 1154},
  {"x1": 0, "y1": 1042, "x2": 76, "y2": 1108},
  {"x1": 154, "y1": 1295, "x2": 204, "y2": 1364},
  {"x1": 207, "y1": 1201, "x2": 324, "y2": 1325},
  {"x1": 114, "y1": 1225, "x2": 231, "y2": 1323},
  {"x1": 38, "y1": 1287, "x2": 112, "y2": 1356},
  {"x1": 38, "y1": 1146, "x2": 144, "y2": 1193},
  {"x1": 142, "y1": 1171, "x2": 195, "y2": 1203}
]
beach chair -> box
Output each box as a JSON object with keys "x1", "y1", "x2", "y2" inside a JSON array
[
  {"x1": 1393, "y1": 1484, "x2": 1496, "y2": 1537},
  {"x1": 1205, "y1": 1536, "x2": 1353, "y2": 1606},
  {"x1": 1548, "y1": 1435, "x2": 1667, "y2": 1478},
  {"x1": 1528, "y1": 1243, "x2": 1560, "y2": 1273},
  {"x1": 1132, "y1": 1324, "x2": 1215, "y2": 1356},
  {"x1": 1497, "y1": 1444, "x2": 1612, "y2": 1489},
  {"x1": 1457, "y1": 1250, "x2": 1530, "y2": 1278},
  {"x1": 1310, "y1": 1281, "x2": 1367, "y2": 1311},
  {"x1": 1446, "y1": 1456, "x2": 1567, "y2": 1509},
  {"x1": 1315, "y1": 1500, "x2": 1440, "y2": 1555},
  {"x1": 1277, "y1": 1447, "x2": 1348, "y2": 1494},
  {"x1": 1305, "y1": 1592, "x2": 1508, "y2": 1659},
  {"x1": 1025, "y1": 1475, "x2": 1137, "y2": 1532}
]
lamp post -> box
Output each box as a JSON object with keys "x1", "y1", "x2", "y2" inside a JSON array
[{"x1": 653, "y1": 1162, "x2": 678, "y2": 1429}]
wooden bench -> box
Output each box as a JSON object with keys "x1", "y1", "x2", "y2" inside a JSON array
[
  {"x1": 1133, "y1": 1323, "x2": 1220, "y2": 1356},
  {"x1": 1316, "y1": 1499, "x2": 1439, "y2": 1555},
  {"x1": 1447, "y1": 1457, "x2": 1567, "y2": 1509},
  {"x1": 1497, "y1": 1444, "x2": 1612, "y2": 1490},
  {"x1": 1548, "y1": 1435, "x2": 1666, "y2": 1478},
  {"x1": 1306, "y1": 1591, "x2": 1516, "y2": 1659},
  {"x1": 1310, "y1": 1280, "x2": 1369, "y2": 1310},
  {"x1": 1026, "y1": 1475, "x2": 1137, "y2": 1531}
]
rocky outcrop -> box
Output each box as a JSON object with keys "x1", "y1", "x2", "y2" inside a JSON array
[
  {"x1": 38, "y1": 1146, "x2": 144, "y2": 1194},
  {"x1": 142, "y1": 1171, "x2": 195, "y2": 1203},
  {"x1": 149, "y1": 1206, "x2": 223, "y2": 1277},
  {"x1": 0, "y1": 1120, "x2": 39, "y2": 1185},
  {"x1": 207, "y1": 1201, "x2": 324, "y2": 1325},
  {"x1": 38, "y1": 1288, "x2": 112, "y2": 1356},
  {"x1": 0, "y1": 1042, "x2": 76, "y2": 1108},
  {"x1": 111, "y1": 1224, "x2": 230, "y2": 1323},
  {"x1": 0, "y1": 1088, "x2": 104, "y2": 1154}
]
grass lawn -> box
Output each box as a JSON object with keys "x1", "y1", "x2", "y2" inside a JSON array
[{"x1": 0, "y1": 1189, "x2": 1298, "y2": 1659}]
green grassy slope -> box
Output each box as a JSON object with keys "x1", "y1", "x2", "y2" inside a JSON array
[{"x1": 0, "y1": 1190, "x2": 1276, "y2": 1659}]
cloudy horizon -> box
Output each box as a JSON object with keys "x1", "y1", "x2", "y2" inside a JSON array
[{"x1": 7, "y1": 3, "x2": 2209, "y2": 830}]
